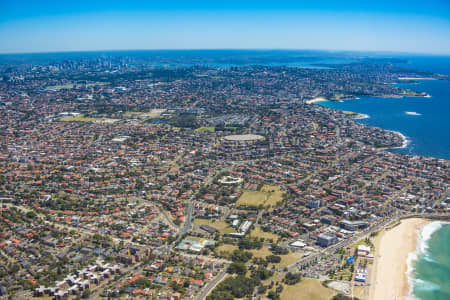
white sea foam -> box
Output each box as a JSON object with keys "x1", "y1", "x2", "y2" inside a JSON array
[
  {"x1": 390, "y1": 130, "x2": 410, "y2": 149},
  {"x1": 405, "y1": 293, "x2": 419, "y2": 300},
  {"x1": 406, "y1": 222, "x2": 447, "y2": 299},
  {"x1": 406, "y1": 251, "x2": 418, "y2": 290},
  {"x1": 406, "y1": 278, "x2": 441, "y2": 300},
  {"x1": 413, "y1": 278, "x2": 441, "y2": 291},
  {"x1": 405, "y1": 111, "x2": 422, "y2": 116},
  {"x1": 418, "y1": 222, "x2": 443, "y2": 256},
  {"x1": 352, "y1": 113, "x2": 370, "y2": 120}
]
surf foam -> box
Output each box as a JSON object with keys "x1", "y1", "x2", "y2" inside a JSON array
[{"x1": 406, "y1": 222, "x2": 448, "y2": 299}]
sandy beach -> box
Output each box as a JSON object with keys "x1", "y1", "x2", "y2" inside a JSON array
[
  {"x1": 306, "y1": 97, "x2": 327, "y2": 104},
  {"x1": 371, "y1": 218, "x2": 429, "y2": 300}
]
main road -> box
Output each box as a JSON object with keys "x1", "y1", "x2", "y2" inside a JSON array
[
  {"x1": 196, "y1": 269, "x2": 228, "y2": 300},
  {"x1": 273, "y1": 212, "x2": 450, "y2": 281}
]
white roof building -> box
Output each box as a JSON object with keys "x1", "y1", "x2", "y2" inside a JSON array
[
  {"x1": 290, "y1": 240, "x2": 306, "y2": 248},
  {"x1": 357, "y1": 245, "x2": 371, "y2": 255}
]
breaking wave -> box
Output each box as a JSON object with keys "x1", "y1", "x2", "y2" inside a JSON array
[{"x1": 406, "y1": 222, "x2": 447, "y2": 299}]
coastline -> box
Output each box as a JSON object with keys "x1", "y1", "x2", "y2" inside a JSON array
[
  {"x1": 389, "y1": 130, "x2": 410, "y2": 149},
  {"x1": 351, "y1": 113, "x2": 369, "y2": 120},
  {"x1": 316, "y1": 99, "x2": 411, "y2": 151},
  {"x1": 316, "y1": 76, "x2": 450, "y2": 159},
  {"x1": 341, "y1": 110, "x2": 369, "y2": 120},
  {"x1": 398, "y1": 77, "x2": 437, "y2": 80},
  {"x1": 306, "y1": 97, "x2": 328, "y2": 104},
  {"x1": 371, "y1": 218, "x2": 430, "y2": 300}
]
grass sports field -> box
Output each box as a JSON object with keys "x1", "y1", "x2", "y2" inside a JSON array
[
  {"x1": 249, "y1": 226, "x2": 280, "y2": 241},
  {"x1": 59, "y1": 114, "x2": 118, "y2": 123},
  {"x1": 236, "y1": 185, "x2": 284, "y2": 208},
  {"x1": 193, "y1": 218, "x2": 236, "y2": 234},
  {"x1": 280, "y1": 278, "x2": 336, "y2": 300},
  {"x1": 250, "y1": 247, "x2": 304, "y2": 267},
  {"x1": 195, "y1": 126, "x2": 215, "y2": 132}
]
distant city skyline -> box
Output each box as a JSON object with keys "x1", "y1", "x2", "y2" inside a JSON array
[{"x1": 1, "y1": 0, "x2": 450, "y2": 54}]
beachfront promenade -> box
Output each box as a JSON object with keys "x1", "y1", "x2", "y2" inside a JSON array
[{"x1": 280, "y1": 212, "x2": 449, "y2": 278}]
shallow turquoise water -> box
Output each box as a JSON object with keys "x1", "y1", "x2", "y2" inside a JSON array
[{"x1": 411, "y1": 223, "x2": 450, "y2": 300}]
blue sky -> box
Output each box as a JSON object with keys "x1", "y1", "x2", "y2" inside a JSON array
[{"x1": 1, "y1": 0, "x2": 450, "y2": 54}]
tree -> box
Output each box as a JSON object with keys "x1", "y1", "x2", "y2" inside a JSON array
[
  {"x1": 206, "y1": 290, "x2": 234, "y2": 300},
  {"x1": 268, "y1": 290, "x2": 281, "y2": 300},
  {"x1": 270, "y1": 245, "x2": 288, "y2": 255},
  {"x1": 228, "y1": 262, "x2": 247, "y2": 275},
  {"x1": 283, "y1": 272, "x2": 302, "y2": 285},
  {"x1": 238, "y1": 237, "x2": 262, "y2": 250},
  {"x1": 252, "y1": 267, "x2": 273, "y2": 280},
  {"x1": 207, "y1": 276, "x2": 258, "y2": 299},
  {"x1": 82, "y1": 289, "x2": 91, "y2": 299},
  {"x1": 231, "y1": 249, "x2": 253, "y2": 263},
  {"x1": 258, "y1": 285, "x2": 268, "y2": 294},
  {"x1": 266, "y1": 255, "x2": 281, "y2": 263},
  {"x1": 26, "y1": 211, "x2": 37, "y2": 219}
]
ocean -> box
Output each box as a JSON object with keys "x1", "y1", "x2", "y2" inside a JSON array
[
  {"x1": 316, "y1": 56, "x2": 450, "y2": 300},
  {"x1": 319, "y1": 79, "x2": 450, "y2": 159},
  {"x1": 318, "y1": 56, "x2": 450, "y2": 159},
  {"x1": 406, "y1": 222, "x2": 450, "y2": 300}
]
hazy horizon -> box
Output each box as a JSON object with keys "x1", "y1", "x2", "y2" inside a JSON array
[{"x1": 2, "y1": 48, "x2": 450, "y2": 57}]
